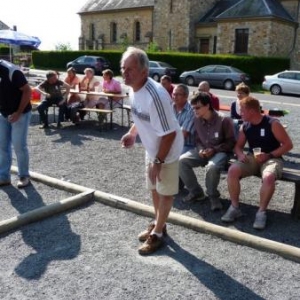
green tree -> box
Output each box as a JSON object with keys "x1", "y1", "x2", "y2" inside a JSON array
[{"x1": 55, "y1": 42, "x2": 72, "y2": 51}]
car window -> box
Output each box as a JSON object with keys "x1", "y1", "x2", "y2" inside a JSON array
[
  {"x1": 76, "y1": 57, "x2": 85, "y2": 63},
  {"x1": 199, "y1": 66, "x2": 215, "y2": 73},
  {"x1": 214, "y1": 67, "x2": 229, "y2": 73},
  {"x1": 158, "y1": 62, "x2": 172, "y2": 68},
  {"x1": 149, "y1": 62, "x2": 157, "y2": 68},
  {"x1": 279, "y1": 72, "x2": 295, "y2": 79},
  {"x1": 85, "y1": 57, "x2": 94, "y2": 63},
  {"x1": 295, "y1": 73, "x2": 300, "y2": 80}
]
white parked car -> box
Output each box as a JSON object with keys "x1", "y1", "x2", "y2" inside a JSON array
[{"x1": 262, "y1": 70, "x2": 300, "y2": 95}]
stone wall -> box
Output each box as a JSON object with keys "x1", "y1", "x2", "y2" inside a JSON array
[
  {"x1": 216, "y1": 19, "x2": 294, "y2": 57},
  {"x1": 78, "y1": 0, "x2": 299, "y2": 64},
  {"x1": 153, "y1": 0, "x2": 217, "y2": 51},
  {"x1": 80, "y1": 8, "x2": 153, "y2": 50}
]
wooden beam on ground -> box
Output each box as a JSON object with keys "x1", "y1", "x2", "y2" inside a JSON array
[
  {"x1": 10, "y1": 166, "x2": 300, "y2": 263},
  {"x1": 0, "y1": 189, "x2": 94, "y2": 234}
]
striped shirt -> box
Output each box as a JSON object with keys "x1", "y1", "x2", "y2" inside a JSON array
[{"x1": 173, "y1": 101, "x2": 195, "y2": 147}]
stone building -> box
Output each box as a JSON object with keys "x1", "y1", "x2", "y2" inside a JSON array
[{"x1": 78, "y1": 0, "x2": 300, "y2": 68}]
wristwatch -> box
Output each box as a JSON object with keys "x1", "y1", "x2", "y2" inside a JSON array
[{"x1": 153, "y1": 157, "x2": 164, "y2": 164}]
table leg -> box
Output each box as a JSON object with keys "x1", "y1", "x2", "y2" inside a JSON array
[{"x1": 109, "y1": 97, "x2": 113, "y2": 129}]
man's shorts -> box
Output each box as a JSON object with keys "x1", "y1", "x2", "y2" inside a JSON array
[
  {"x1": 146, "y1": 159, "x2": 179, "y2": 196},
  {"x1": 232, "y1": 154, "x2": 284, "y2": 180}
]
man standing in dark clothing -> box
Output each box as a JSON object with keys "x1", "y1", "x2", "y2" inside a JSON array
[{"x1": 0, "y1": 59, "x2": 32, "y2": 188}]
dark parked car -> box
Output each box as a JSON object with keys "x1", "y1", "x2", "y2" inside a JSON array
[
  {"x1": 66, "y1": 55, "x2": 111, "y2": 75},
  {"x1": 179, "y1": 64, "x2": 251, "y2": 90},
  {"x1": 262, "y1": 70, "x2": 300, "y2": 95},
  {"x1": 149, "y1": 61, "x2": 177, "y2": 82}
]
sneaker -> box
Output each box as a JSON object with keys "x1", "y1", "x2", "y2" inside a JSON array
[
  {"x1": 210, "y1": 197, "x2": 223, "y2": 211},
  {"x1": 182, "y1": 192, "x2": 206, "y2": 203},
  {"x1": 39, "y1": 124, "x2": 49, "y2": 129},
  {"x1": 17, "y1": 177, "x2": 30, "y2": 189},
  {"x1": 0, "y1": 179, "x2": 11, "y2": 187},
  {"x1": 253, "y1": 211, "x2": 267, "y2": 230},
  {"x1": 138, "y1": 234, "x2": 164, "y2": 255},
  {"x1": 221, "y1": 205, "x2": 242, "y2": 222},
  {"x1": 138, "y1": 222, "x2": 167, "y2": 242}
]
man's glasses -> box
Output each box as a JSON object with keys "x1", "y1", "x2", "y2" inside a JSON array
[{"x1": 192, "y1": 105, "x2": 204, "y2": 110}]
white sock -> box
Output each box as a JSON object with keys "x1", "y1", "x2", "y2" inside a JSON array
[{"x1": 151, "y1": 230, "x2": 163, "y2": 238}]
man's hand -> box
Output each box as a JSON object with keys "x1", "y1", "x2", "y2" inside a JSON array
[
  {"x1": 148, "y1": 163, "x2": 162, "y2": 185},
  {"x1": 121, "y1": 132, "x2": 136, "y2": 148},
  {"x1": 8, "y1": 112, "x2": 21, "y2": 123},
  {"x1": 199, "y1": 148, "x2": 215, "y2": 158}
]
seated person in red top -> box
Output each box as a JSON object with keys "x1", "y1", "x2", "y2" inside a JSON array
[
  {"x1": 98, "y1": 69, "x2": 122, "y2": 109},
  {"x1": 160, "y1": 75, "x2": 174, "y2": 97},
  {"x1": 36, "y1": 70, "x2": 70, "y2": 129},
  {"x1": 198, "y1": 81, "x2": 220, "y2": 111}
]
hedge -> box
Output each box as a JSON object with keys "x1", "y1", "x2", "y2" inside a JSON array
[{"x1": 31, "y1": 50, "x2": 290, "y2": 84}]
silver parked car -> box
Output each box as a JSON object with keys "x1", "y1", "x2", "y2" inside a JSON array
[
  {"x1": 179, "y1": 64, "x2": 251, "y2": 90},
  {"x1": 149, "y1": 61, "x2": 177, "y2": 82},
  {"x1": 262, "y1": 70, "x2": 300, "y2": 95}
]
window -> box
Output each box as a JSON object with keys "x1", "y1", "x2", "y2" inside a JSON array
[
  {"x1": 110, "y1": 22, "x2": 117, "y2": 43},
  {"x1": 213, "y1": 36, "x2": 217, "y2": 54},
  {"x1": 170, "y1": 0, "x2": 173, "y2": 13},
  {"x1": 199, "y1": 38, "x2": 209, "y2": 54},
  {"x1": 234, "y1": 28, "x2": 249, "y2": 54},
  {"x1": 89, "y1": 23, "x2": 95, "y2": 40},
  {"x1": 135, "y1": 21, "x2": 141, "y2": 42}
]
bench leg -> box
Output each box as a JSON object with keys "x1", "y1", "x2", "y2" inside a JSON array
[{"x1": 291, "y1": 182, "x2": 300, "y2": 219}]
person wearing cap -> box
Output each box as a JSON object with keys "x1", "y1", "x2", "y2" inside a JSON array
[{"x1": 179, "y1": 91, "x2": 235, "y2": 211}]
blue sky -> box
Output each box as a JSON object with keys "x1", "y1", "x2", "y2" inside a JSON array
[{"x1": 0, "y1": 0, "x2": 84, "y2": 50}]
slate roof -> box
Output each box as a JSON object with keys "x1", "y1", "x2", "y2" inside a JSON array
[
  {"x1": 78, "y1": 0, "x2": 155, "y2": 14},
  {"x1": 199, "y1": 0, "x2": 295, "y2": 24}
]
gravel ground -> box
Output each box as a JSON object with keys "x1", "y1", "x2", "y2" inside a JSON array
[{"x1": 0, "y1": 99, "x2": 300, "y2": 300}]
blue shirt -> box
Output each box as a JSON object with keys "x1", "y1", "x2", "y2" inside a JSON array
[{"x1": 173, "y1": 101, "x2": 195, "y2": 147}]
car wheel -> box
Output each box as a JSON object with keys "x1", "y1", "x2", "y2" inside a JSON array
[
  {"x1": 223, "y1": 80, "x2": 234, "y2": 90},
  {"x1": 152, "y1": 74, "x2": 160, "y2": 82},
  {"x1": 270, "y1": 84, "x2": 281, "y2": 95},
  {"x1": 185, "y1": 76, "x2": 195, "y2": 86}
]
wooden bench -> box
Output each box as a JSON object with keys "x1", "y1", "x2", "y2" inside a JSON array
[
  {"x1": 227, "y1": 159, "x2": 300, "y2": 219},
  {"x1": 79, "y1": 108, "x2": 113, "y2": 129},
  {"x1": 118, "y1": 104, "x2": 131, "y2": 127},
  {"x1": 280, "y1": 167, "x2": 300, "y2": 219}
]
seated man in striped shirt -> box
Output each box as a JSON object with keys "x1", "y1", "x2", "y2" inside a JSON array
[
  {"x1": 172, "y1": 84, "x2": 195, "y2": 154},
  {"x1": 172, "y1": 84, "x2": 195, "y2": 190}
]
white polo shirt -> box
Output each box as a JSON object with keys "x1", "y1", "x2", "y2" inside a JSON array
[{"x1": 130, "y1": 78, "x2": 183, "y2": 163}]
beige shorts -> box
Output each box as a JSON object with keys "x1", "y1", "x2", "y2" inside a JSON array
[
  {"x1": 146, "y1": 160, "x2": 179, "y2": 196},
  {"x1": 233, "y1": 154, "x2": 284, "y2": 180}
]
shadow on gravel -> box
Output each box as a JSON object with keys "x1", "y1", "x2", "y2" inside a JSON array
[
  {"x1": 173, "y1": 191, "x2": 300, "y2": 250},
  {"x1": 2, "y1": 185, "x2": 81, "y2": 280},
  {"x1": 163, "y1": 237, "x2": 264, "y2": 300}
]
